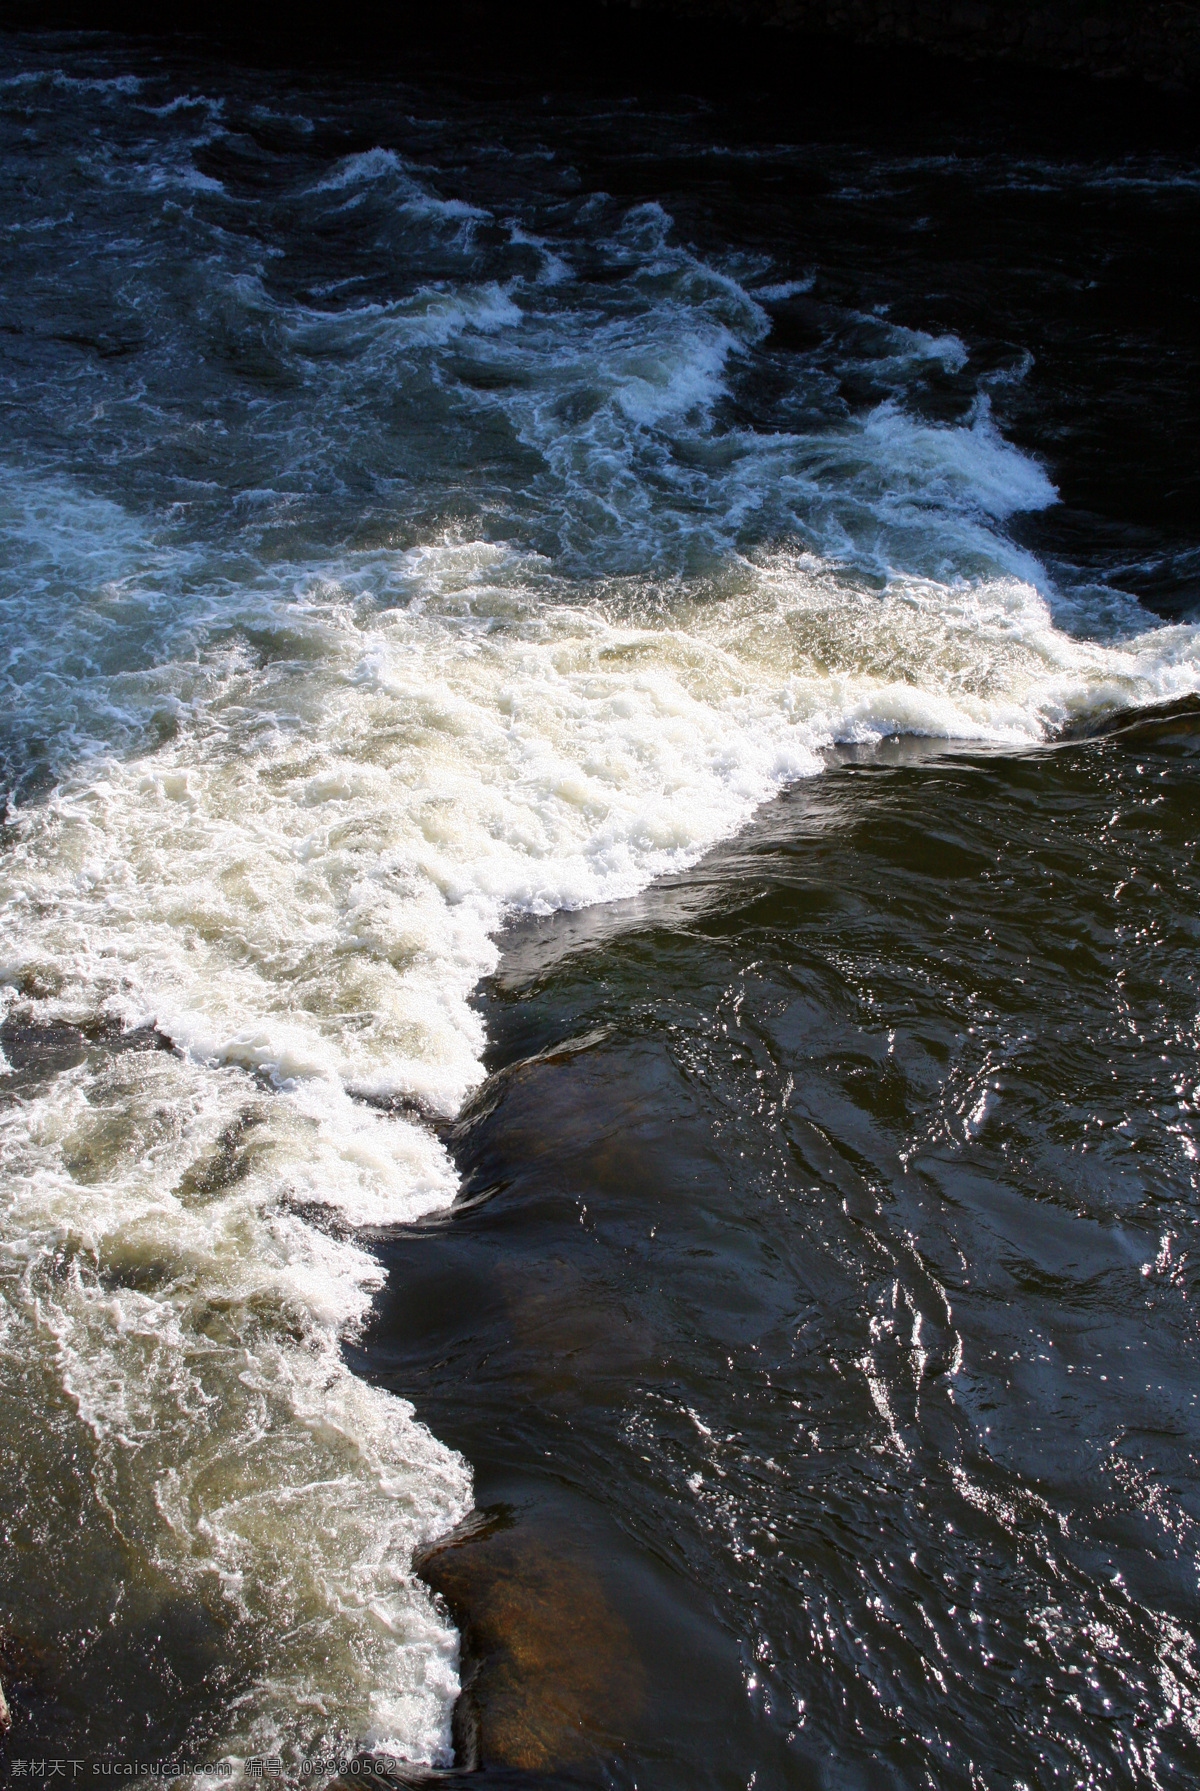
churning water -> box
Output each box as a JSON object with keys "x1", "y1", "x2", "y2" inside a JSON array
[{"x1": 0, "y1": 27, "x2": 1198, "y2": 1788}]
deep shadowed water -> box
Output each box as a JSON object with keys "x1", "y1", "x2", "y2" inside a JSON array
[{"x1": 0, "y1": 23, "x2": 1198, "y2": 1790}]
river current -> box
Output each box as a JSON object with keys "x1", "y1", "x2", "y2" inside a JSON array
[{"x1": 0, "y1": 26, "x2": 1198, "y2": 1789}]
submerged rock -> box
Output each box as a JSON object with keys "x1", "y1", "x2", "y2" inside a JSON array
[
  {"x1": 1063, "y1": 692, "x2": 1200, "y2": 750},
  {"x1": 416, "y1": 1509, "x2": 644, "y2": 1774}
]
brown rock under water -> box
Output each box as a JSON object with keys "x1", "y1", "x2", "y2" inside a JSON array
[
  {"x1": 0, "y1": 1624, "x2": 56, "y2": 1738},
  {"x1": 416, "y1": 1511, "x2": 644, "y2": 1773},
  {"x1": 1062, "y1": 692, "x2": 1200, "y2": 750}
]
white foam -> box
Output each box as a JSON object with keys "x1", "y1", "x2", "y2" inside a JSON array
[
  {"x1": 756, "y1": 277, "x2": 816, "y2": 299},
  {"x1": 313, "y1": 147, "x2": 487, "y2": 232},
  {"x1": 507, "y1": 220, "x2": 573, "y2": 286},
  {"x1": 288, "y1": 283, "x2": 523, "y2": 358},
  {"x1": 864, "y1": 325, "x2": 970, "y2": 375},
  {"x1": 314, "y1": 147, "x2": 410, "y2": 191},
  {"x1": 0, "y1": 71, "x2": 143, "y2": 96},
  {"x1": 145, "y1": 93, "x2": 226, "y2": 120},
  {"x1": 858, "y1": 396, "x2": 1057, "y2": 520},
  {"x1": 3, "y1": 212, "x2": 73, "y2": 233},
  {"x1": 6, "y1": 542, "x2": 1197, "y2": 1109},
  {"x1": 0, "y1": 1048, "x2": 469, "y2": 1766},
  {"x1": 143, "y1": 162, "x2": 225, "y2": 195}
]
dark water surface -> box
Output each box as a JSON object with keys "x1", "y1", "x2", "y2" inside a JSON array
[
  {"x1": 0, "y1": 22, "x2": 1198, "y2": 1790},
  {"x1": 381, "y1": 727, "x2": 1200, "y2": 1788}
]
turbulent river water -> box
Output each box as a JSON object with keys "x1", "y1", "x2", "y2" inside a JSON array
[{"x1": 0, "y1": 26, "x2": 1198, "y2": 1789}]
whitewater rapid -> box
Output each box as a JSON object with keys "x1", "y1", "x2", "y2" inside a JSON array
[{"x1": 2, "y1": 46, "x2": 1199, "y2": 1773}]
